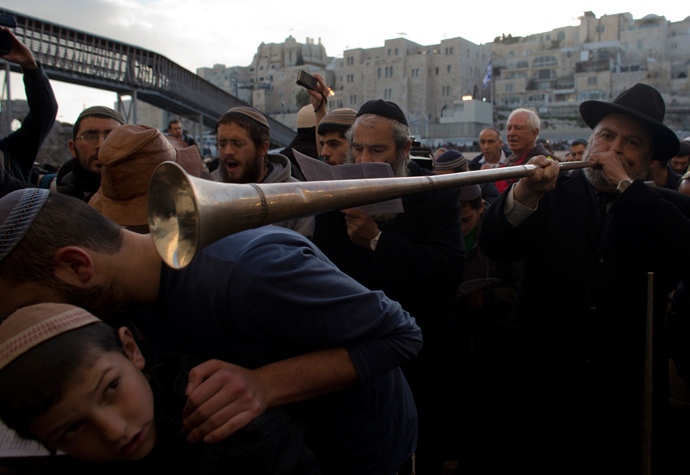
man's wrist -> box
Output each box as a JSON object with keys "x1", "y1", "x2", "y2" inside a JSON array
[
  {"x1": 616, "y1": 177, "x2": 634, "y2": 195},
  {"x1": 513, "y1": 182, "x2": 540, "y2": 209},
  {"x1": 369, "y1": 231, "x2": 382, "y2": 251}
]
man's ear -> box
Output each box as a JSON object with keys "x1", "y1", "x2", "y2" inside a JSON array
[
  {"x1": 53, "y1": 247, "x2": 94, "y2": 285},
  {"x1": 259, "y1": 140, "x2": 270, "y2": 158},
  {"x1": 68, "y1": 140, "x2": 77, "y2": 159},
  {"x1": 403, "y1": 138, "x2": 413, "y2": 156},
  {"x1": 119, "y1": 327, "x2": 145, "y2": 370}
]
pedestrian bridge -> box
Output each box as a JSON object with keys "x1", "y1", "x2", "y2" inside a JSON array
[{"x1": 0, "y1": 8, "x2": 295, "y2": 147}]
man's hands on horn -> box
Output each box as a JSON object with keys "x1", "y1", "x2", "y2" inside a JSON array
[{"x1": 513, "y1": 155, "x2": 559, "y2": 209}]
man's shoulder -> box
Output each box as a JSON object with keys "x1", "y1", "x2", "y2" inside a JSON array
[{"x1": 202, "y1": 226, "x2": 315, "y2": 261}]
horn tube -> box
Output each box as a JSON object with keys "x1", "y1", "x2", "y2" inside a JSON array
[{"x1": 148, "y1": 160, "x2": 592, "y2": 269}]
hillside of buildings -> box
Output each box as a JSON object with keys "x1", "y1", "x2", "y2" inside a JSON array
[{"x1": 197, "y1": 11, "x2": 690, "y2": 145}]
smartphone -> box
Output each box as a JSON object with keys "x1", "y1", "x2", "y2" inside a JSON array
[
  {"x1": 0, "y1": 14, "x2": 17, "y2": 56},
  {"x1": 296, "y1": 70, "x2": 318, "y2": 91}
]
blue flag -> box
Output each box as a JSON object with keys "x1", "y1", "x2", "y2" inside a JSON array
[{"x1": 482, "y1": 59, "x2": 492, "y2": 89}]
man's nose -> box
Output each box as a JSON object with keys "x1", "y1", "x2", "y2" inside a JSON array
[
  {"x1": 359, "y1": 149, "x2": 374, "y2": 163},
  {"x1": 610, "y1": 137, "x2": 624, "y2": 155}
]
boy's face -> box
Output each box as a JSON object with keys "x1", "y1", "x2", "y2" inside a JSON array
[
  {"x1": 319, "y1": 132, "x2": 349, "y2": 166},
  {"x1": 28, "y1": 331, "x2": 156, "y2": 462},
  {"x1": 460, "y1": 201, "x2": 485, "y2": 237}
]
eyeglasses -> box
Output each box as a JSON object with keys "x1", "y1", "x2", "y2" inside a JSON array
[
  {"x1": 75, "y1": 132, "x2": 111, "y2": 143},
  {"x1": 216, "y1": 139, "x2": 249, "y2": 150}
]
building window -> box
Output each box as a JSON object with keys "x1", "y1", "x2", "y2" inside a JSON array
[
  {"x1": 637, "y1": 40, "x2": 642, "y2": 50},
  {"x1": 450, "y1": 47, "x2": 453, "y2": 54},
  {"x1": 436, "y1": 67, "x2": 439, "y2": 75},
  {"x1": 395, "y1": 48, "x2": 398, "y2": 55},
  {"x1": 532, "y1": 56, "x2": 558, "y2": 67},
  {"x1": 388, "y1": 49, "x2": 391, "y2": 56},
  {"x1": 588, "y1": 76, "x2": 597, "y2": 86},
  {"x1": 447, "y1": 65, "x2": 451, "y2": 73},
  {"x1": 506, "y1": 83, "x2": 514, "y2": 92},
  {"x1": 557, "y1": 32, "x2": 565, "y2": 41},
  {"x1": 378, "y1": 68, "x2": 381, "y2": 79}
]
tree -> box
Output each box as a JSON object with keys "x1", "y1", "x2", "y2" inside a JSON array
[{"x1": 295, "y1": 89, "x2": 311, "y2": 108}]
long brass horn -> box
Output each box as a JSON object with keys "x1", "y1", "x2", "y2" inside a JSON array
[{"x1": 147, "y1": 160, "x2": 592, "y2": 269}]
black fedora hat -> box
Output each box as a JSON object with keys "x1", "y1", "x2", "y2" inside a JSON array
[{"x1": 579, "y1": 83, "x2": 679, "y2": 160}]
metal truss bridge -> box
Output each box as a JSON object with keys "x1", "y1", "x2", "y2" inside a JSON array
[{"x1": 0, "y1": 8, "x2": 295, "y2": 147}]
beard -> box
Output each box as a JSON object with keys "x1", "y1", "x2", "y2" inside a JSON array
[
  {"x1": 343, "y1": 146, "x2": 409, "y2": 226},
  {"x1": 583, "y1": 145, "x2": 650, "y2": 193},
  {"x1": 75, "y1": 149, "x2": 101, "y2": 179},
  {"x1": 218, "y1": 153, "x2": 265, "y2": 184},
  {"x1": 49, "y1": 278, "x2": 135, "y2": 323}
]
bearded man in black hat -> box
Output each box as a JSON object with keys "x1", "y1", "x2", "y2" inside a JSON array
[{"x1": 479, "y1": 84, "x2": 690, "y2": 474}]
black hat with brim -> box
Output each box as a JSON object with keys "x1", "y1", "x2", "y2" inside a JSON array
[{"x1": 579, "y1": 83, "x2": 679, "y2": 160}]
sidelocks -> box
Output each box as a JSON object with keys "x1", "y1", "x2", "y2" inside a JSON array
[{"x1": 147, "y1": 159, "x2": 592, "y2": 269}]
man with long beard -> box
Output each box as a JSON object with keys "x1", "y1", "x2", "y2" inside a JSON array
[
  {"x1": 313, "y1": 100, "x2": 465, "y2": 474},
  {"x1": 214, "y1": 106, "x2": 313, "y2": 239},
  {"x1": 479, "y1": 84, "x2": 690, "y2": 474}
]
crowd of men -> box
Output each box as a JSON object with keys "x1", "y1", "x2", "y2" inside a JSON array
[{"x1": 2, "y1": 26, "x2": 690, "y2": 475}]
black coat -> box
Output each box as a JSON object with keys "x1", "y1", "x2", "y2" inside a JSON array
[
  {"x1": 479, "y1": 170, "x2": 690, "y2": 473},
  {"x1": 313, "y1": 161, "x2": 466, "y2": 457}
]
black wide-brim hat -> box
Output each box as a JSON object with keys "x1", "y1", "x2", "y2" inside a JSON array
[{"x1": 579, "y1": 83, "x2": 679, "y2": 160}]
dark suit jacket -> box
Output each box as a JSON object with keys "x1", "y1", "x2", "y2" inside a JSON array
[
  {"x1": 313, "y1": 162, "x2": 466, "y2": 453},
  {"x1": 479, "y1": 170, "x2": 690, "y2": 472}
]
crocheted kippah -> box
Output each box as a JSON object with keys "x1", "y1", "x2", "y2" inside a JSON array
[
  {"x1": 0, "y1": 188, "x2": 49, "y2": 263},
  {"x1": 77, "y1": 106, "x2": 125, "y2": 125},
  {"x1": 434, "y1": 150, "x2": 467, "y2": 172},
  {"x1": 227, "y1": 106, "x2": 270, "y2": 128},
  {"x1": 320, "y1": 108, "x2": 357, "y2": 128},
  {"x1": 0, "y1": 304, "x2": 101, "y2": 370},
  {"x1": 356, "y1": 100, "x2": 408, "y2": 126}
]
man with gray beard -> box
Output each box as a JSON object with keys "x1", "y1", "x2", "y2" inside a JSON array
[
  {"x1": 313, "y1": 100, "x2": 466, "y2": 474},
  {"x1": 480, "y1": 84, "x2": 690, "y2": 474}
]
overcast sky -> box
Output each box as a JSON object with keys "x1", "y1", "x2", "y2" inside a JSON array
[{"x1": 1, "y1": 0, "x2": 688, "y2": 122}]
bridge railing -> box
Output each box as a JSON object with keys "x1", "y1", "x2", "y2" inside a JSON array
[{"x1": 1, "y1": 9, "x2": 295, "y2": 146}]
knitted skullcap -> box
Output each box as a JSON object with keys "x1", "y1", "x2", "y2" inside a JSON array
[
  {"x1": 227, "y1": 106, "x2": 270, "y2": 128},
  {"x1": 0, "y1": 188, "x2": 49, "y2": 263},
  {"x1": 320, "y1": 108, "x2": 357, "y2": 128},
  {"x1": 434, "y1": 150, "x2": 467, "y2": 172},
  {"x1": 0, "y1": 304, "x2": 101, "y2": 371},
  {"x1": 77, "y1": 106, "x2": 125, "y2": 125},
  {"x1": 356, "y1": 100, "x2": 408, "y2": 126}
]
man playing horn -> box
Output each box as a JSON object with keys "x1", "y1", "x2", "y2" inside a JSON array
[{"x1": 480, "y1": 84, "x2": 690, "y2": 474}]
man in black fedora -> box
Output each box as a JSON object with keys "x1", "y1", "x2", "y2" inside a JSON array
[{"x1": 479, "y1": 84, "x2": 690, "y2": 474}]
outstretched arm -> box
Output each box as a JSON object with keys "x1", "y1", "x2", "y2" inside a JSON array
[
  {"x1": 305, "y1": 73, "x2": 329, "y2": 156},
  {"x1": 1, "y1": 28, "x2": 58, "y2": 183}
]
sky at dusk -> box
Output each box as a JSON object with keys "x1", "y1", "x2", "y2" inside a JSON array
[{"x1": 1, "y1": 0, "x2": 688, "y2": 122}]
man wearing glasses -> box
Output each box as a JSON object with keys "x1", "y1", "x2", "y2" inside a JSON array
[
  {"x1": 57, "y1": 106, "x2": 125, "y2": 202},
  {"x1": 214, "y1": 106, "x2": 314, "y2": 239}
]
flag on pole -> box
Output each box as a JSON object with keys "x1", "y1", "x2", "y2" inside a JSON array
[{"x1": 482, "y1": 59, "x2": 492, "y2": 89}]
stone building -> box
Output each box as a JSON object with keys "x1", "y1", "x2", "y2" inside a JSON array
[
  {"x1": 197, "y1": 11, "x2": 690, "y2": 142},
  {"x1": 333, "y1": 37, "x2": 491, "y2": 140},
  {"x1": 197, "y1": 35, "x2": 335, "y2": 127},
  {"x1": 491, "y1": 12, "x2": 690, "y2": 134}
]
